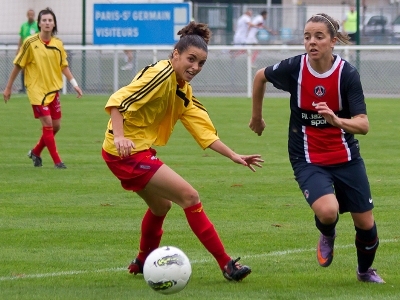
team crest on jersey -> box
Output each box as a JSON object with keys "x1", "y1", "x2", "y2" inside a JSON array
[{"x1": 314, "y1": 85, "x2": 326, "y2": 97}]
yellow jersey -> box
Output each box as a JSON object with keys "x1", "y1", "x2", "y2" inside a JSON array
[
  {"x1": 14, "y1": 34, "x2": 68, "y2": 105},
  {"x1": 103, "y1": 60, "x2": 219, "y2": 156}
]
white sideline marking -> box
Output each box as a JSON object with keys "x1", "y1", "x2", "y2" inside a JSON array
[{"x1": 0, "y1": 238, "x2": 397, "y2": 282}]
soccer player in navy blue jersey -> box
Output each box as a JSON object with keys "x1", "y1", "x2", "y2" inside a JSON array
[{"x1": 249, "y1": 13, "x2": 384, "y2": 283}]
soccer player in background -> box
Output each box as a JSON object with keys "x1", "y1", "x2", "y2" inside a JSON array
[
  {"x1": 102, "y1": 21, "x2": 263, "y2": 281},
  {"x1": 245, "y1": 10, "x2": 276, "y2": 67},
  {"x1": 233, "y1": 9, "x2": 253, "y2": 45},
  {"x1": 3, "y1": 7, "x2": 83, "y2": 169},
  {"x1": 249, "y1": 13, "x2": 384, "y2": 283}
]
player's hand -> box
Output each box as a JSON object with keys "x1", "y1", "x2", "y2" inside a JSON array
[
  {"x1": 74, "y1": 86, "x2": 83, "y2": 98},
  {"x1": 315, "y1": 102, "x2": 341, "y2": 127},
  {"x1": 3, "y1": 87, "x2": 12, "y2": 103},
  {"x1": 249, "y1": 117, "x2": 266, "y2": 136},
  {"x1": 114, "y1": 136, "x2": 135, "y2": 158},
  {"x1": 232, "y1": 153, "x2": 264, "y2": 172}
]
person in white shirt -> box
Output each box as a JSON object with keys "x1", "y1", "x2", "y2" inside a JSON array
[
  {"x1": 246, "y1": 10, "x2": 268, "y2": 45},
  {"x1": 245, "y1": 10, "x2": 275, "y2": 66},
  {"x1": 233, "y1": 10, "x2": 253, "y2": 45}
]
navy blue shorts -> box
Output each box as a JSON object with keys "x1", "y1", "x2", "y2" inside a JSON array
[{"x1": 291, "y1": 157, "x2": 374, "y2": 214}]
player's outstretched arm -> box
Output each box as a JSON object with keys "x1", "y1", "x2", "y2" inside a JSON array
[{"x1": 208, "y1": 140, "x2": 263, "y2": 172}]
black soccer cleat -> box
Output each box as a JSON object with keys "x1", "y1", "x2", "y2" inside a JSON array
[
  {"x1": 222, "y1": 257, "x2": 252, "y2": 282},
  {"x1": 128, "y1": 258, "x2": 143, "y2": 275},
  {"x1": 27, "y1": 150, "x2": 42, "y2": 167},
  {"x1": 54, "y1": 162, "x2": 67, "y2": 169}
]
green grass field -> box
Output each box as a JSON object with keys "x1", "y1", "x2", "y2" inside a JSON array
[{"x1": 0, "y1": 95, "x2": 399, "y2": 300}]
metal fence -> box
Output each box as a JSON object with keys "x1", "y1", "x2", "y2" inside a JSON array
[
  {"x1": 1, "y1": 44, "x2": 399, "y2": 98},
  {"x1": 194, "y1": 3, "x2": 400, "y2": 46}
]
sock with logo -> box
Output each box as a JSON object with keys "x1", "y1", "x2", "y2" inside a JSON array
[
  {"x1": 355, "y1": 222, "x2": 379, "y2": 273},
  {"x1": 315, "y1": 214, "x2": 338, "y2": 237},
  {"x1": 40, "y1": 126, "x2": 62, "y2": 164},
  {"x1": 184, "y1": 202, "x2": 231, "y2": 270},
  {"x1": 136, "y1": 209, "x2": 166, "y2": 263}
]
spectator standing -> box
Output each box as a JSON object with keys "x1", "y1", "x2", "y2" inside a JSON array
[
  {"x1": 17, "y1": 9, "x2": 39, "y2": 93},
  {"x1": 342, "y1": 5, "x2": 358, "y2": 43},
  {"x1": 121, "y1": 50, "x2": 134, "y2": 71}
]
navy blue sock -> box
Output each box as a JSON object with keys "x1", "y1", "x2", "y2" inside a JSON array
[
  {"x1": 355, "y1": 222, "x2": 379, "y2": 273},
  {"x1": 315, "y1": 214, "x2": 338, "y2": 237}
]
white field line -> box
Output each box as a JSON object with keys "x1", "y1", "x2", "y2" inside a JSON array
[{"x1": 0, "y1": 238, "x2": 397, "y2": 282}]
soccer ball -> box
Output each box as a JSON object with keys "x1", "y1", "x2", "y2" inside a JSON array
[{"x1": 143, "y1": 246, "x2": 192, "y2": 295}]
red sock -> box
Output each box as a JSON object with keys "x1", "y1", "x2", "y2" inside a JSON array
[
  {"x1": 137, "y1": 209, "x2": 166, "y2": 263},
  {"x1": 33, "y1": 136, "x2": 46, "y2": 156},
  {"x1": 184, "y1": 202, "x2": 231, "y2": 270},
  {"x1": 41, "y1": 126, "x2": 62, "y2": 164},
  {"x1": 33, "y1": 129, "x2": 57, "y2": 156},
  {"x1": 33, "y1": 137, "x2": 45, "y2": 156}
]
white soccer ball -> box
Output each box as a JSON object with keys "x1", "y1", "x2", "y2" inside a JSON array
[{"x1": 143, "y1": 246, "x2": 192, "y2": 295}]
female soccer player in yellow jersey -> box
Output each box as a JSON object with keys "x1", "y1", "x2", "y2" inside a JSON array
[
  {"x1": 102, "y1": 22, "x2": 263, "y2": 282},
  {"x1": 3, "y1": 7, "x2": 83, "y2": 169}
]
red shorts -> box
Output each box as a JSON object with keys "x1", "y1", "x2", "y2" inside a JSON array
[
  {"x1": 102, "y1": 148, "x2": 163, "y2": 192},
  {"x1": 32, "y1": 92, "x2": 61, "y2": 119}
]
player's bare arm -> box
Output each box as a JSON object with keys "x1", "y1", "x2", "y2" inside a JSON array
[
  {"x1": 3, "y1": 65, "x2": 22, "y2": 103},
  {"x1": 249, "y1": 68, "x2": 267, "y2": 136},
  {"x1": 208, "y1": 140, "x2": 263, "y2": 172},
  {"x1": 316, "y1": 102, "x2": 369, "y2": 135},
  {"x1": 62, "y1": 67, "x2": 83, "y2": 98},
  {"x1": 110, "y1": 107, "x2": 135, "y2": 157}
]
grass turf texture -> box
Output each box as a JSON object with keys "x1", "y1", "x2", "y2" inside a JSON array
[{"x1": 0, "y1": 95, "x2": 399, "y2": 300}]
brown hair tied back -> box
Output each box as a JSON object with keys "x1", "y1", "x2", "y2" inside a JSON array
[
  {"x1": 307, "y1": 13, "x2": 351, "y2": 45},
  {"x1": 172, "y1": 22, "x2": 212, "y2": 57},
  {"x1": 178, "y1": 21, "x2": 211, "y2": 44}
]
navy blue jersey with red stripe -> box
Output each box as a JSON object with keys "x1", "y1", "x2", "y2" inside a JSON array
[{"x1": 264, "y1": 54, "x2": 366, "y2": 166}]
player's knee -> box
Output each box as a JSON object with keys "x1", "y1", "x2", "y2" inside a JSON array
[
  {"x1": 317, "y1": 209, "x2": 338, "y2": 224},
  {"x1": 152, "y1": 201, "x2": 172, "y2": 216},
  {"x1": 314, "y1": 205, "x2": 338, "y2": 223},
  {"x1": 179, "y1": 188, "x2": 200, "y2": 208}
]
